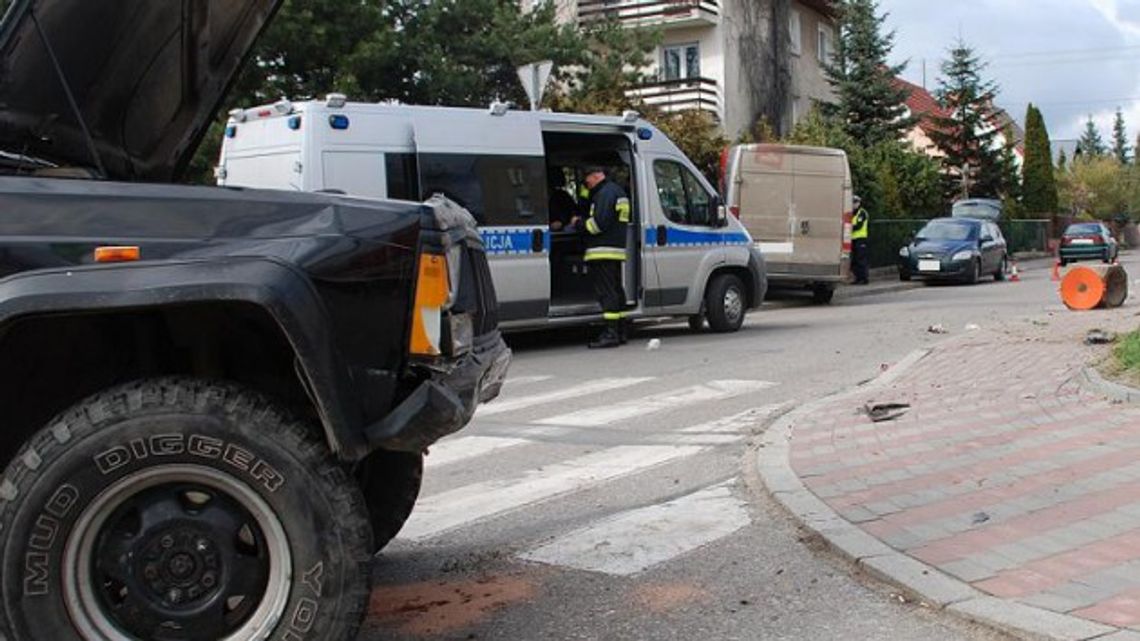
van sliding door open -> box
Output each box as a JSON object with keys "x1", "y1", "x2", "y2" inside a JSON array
[{"x1": 412, "y1": 115, "x2": 551, "y2": 323}]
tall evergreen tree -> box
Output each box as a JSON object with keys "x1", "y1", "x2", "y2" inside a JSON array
[
  {"x1": 823, "y1": 0, "x2": 915, "y2": 147},
  {"x1": 1076, "y1": 116, "x2": 1107, "y2": 158},
  {"x1": 1112, "y1": 107, "x2": 1130, "y2": 163},
  {"x1": 1021, "y1": 104, "x2": 1059, "y2": 214},
  {"x1": 928, "y1": 41, "x2": 1008, "y2": 199}
]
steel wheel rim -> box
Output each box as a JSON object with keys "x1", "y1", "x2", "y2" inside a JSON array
[
  {"x1": 724, "y1": 287, "x2": 744, "y2": 325},
  {"x1": 63, "y1": 464, "x2": 292, "y2": 641}
]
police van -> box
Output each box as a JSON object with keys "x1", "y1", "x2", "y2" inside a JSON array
[{"x1": 216, "y1": 95, "x2": 767, "y2": 332}]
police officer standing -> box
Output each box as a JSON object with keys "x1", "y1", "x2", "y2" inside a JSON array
[
  {"x1": 573, "y1": 157, "x2": 631, "y2": 349},
  {"x1": 851, "y1": 195, "x2": 870, "y2": 285}
]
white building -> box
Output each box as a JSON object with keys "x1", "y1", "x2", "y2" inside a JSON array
[{"x1": 531, "y1": 0, "x2": 837, "y2": 139}]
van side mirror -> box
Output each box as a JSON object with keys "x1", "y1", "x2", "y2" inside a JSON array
[{"x1": 710, "y1": 196, "x2": 728, "y2": 227}]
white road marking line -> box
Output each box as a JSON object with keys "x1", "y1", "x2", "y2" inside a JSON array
[
  {"x1": 476, "y1": 377, "x2": 655, "y2": 417},
  {"x1": 399, "y1": 444, "x2": 703, "y2": 541},
  {"x1": 425, "y1": 435, "x2": 532, "y2": 468},
  {"x1": 503, "y1": 375, "x2": 554, "y2": 387},
  {"x1": 401, "y1": 408, "x2": 778, "y2": 541},
  {"x1": 536, "y1": 380, "x2": 777, "y2": 427},
  {"x1": 519, "y1": 482, "x2": 751, "y2": 576}
]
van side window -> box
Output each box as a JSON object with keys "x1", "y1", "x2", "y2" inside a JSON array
[
  {"x1": 385, "y1": 153, "x2": 419, "y2": 201},
  {"x1": 653, "y1": 159, "x2": 713, "y2": 226},
  {"x1": 418, "y1": 154, "x2": 548, "y2": 226}
]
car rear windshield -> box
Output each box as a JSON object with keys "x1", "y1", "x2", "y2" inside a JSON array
[
  {"x1": 917, "y1": 221, "x2": 976, "y2": 241},
  {"x1": 1065, "y1": 223, "x2": 1102, "y2": 235}
]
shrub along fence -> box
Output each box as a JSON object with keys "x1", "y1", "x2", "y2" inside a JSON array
[{"x1": 868, "y1": 219, "x2": 1052, "y2": 268}]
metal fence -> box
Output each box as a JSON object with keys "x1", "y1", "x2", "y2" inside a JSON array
[{"x1": 868, "y1": 219, "x2": 1052, "y2": 268}]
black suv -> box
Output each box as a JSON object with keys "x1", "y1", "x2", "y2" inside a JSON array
[{"x1": 0, "y1": 2, "x2": 509, "y2": 639}]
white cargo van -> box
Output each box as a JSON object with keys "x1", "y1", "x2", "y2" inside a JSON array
[
  {"x1": 722, "y1": 144, "x2": 852, "y2": 304},
  {"x1": 217, "y1": 97, "x2": 767, "y2": 332}
]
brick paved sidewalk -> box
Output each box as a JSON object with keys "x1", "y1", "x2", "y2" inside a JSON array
[{"x1": 786, "y1": 312, "x2": 1140, "y2": 633}]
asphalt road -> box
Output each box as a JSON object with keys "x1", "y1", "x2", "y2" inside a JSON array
[{"x1": 363, "y1": 256, "x2": 1129, "y2": 641}]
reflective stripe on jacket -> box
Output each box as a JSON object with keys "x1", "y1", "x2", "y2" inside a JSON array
[{"x1": 583, "y1": 179, "x2": 630, "y2": 261}]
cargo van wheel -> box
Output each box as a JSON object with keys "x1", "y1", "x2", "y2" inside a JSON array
[
  {"x1": 811, "y1": 284, "x2": 835, "y2": 305},
  {"x1": 688, "y1": 315, "x2": 705, "y2": 332},
  {"x1": 706, "y1": 274, "x2": 747, "y2": 333}
]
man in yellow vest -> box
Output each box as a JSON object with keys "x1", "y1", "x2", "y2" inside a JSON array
[{"x1": 851, "y1": 195, "x2": 870, "y2": 285}]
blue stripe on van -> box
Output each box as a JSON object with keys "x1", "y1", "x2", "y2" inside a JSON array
[
  {"x1": 479, "y1": 227, "x2": 548, "y2": 256},
  {"x1": 645, "y1": 228, "x2": 751, "y2": 248}
]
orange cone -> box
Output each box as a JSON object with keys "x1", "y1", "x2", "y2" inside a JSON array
[{"x1": 1009, "y1": 261, "x2": 1021, "y2": 282}]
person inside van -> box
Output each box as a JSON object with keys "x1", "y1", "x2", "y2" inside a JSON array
[{"x1": 548, "y1": 167, "x2": 579, "y2": 232}]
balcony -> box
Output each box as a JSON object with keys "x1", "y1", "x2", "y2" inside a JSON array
[
  {"x1": 628, "y1": 77, "x2": 722, "y2": 120},
  {"x1": 577, "y1": 0, "x2": 720, "y2": 29}
]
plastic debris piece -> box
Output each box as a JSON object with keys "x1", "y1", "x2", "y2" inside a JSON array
[
  {"x1": 965, "y1": 324, "x2": 980, "y2": 331},
  {"x1": 646, "y1": 338, "x2": 661, "y2": 351},
  {"x1": 927, "y1": 324, "x2": 948, "y2": 334},
  {"x1": 1085, "y1": 329, "x2": 1117, "y2": 345},
  {"x1": 864, "y1": 402, "x2": 911, "y2": 423}
]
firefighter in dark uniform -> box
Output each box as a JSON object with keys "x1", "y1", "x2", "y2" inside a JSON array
[
  {"x1": 851, "y1": 195, "x2": 870, "y2": 285},
  {"x1": 573, "y1": 158, "x2": 631, "y2": 349}
]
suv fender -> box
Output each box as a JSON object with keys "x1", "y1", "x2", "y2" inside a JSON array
[{"x1": 0, "y1": 256, "x2": 365, "y2": 459}]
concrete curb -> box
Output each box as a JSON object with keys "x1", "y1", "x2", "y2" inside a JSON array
[
  {"x1": 756, "y1": 348, "x2": 1121, "y2": 641},
  {"x1": 835, "y1": 281, "x2": 920, "y2": 300},
  {"x1": 1081, "y1": 365, "x2": 1140, "y2": 405}
]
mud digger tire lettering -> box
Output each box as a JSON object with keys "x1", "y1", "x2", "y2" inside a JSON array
[{"x1": 0, "y1": 378, "x2": 372, "y2": 641}]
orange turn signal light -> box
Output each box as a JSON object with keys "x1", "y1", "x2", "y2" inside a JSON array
[
  {"x1": 409, "y1": 253, "x2": 452, "y2": 356},
  {"x1": 94, "y1": 246, "x2": 141, "y2": 263}
]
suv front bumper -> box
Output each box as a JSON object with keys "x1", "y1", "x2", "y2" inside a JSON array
[{"x1": 364, "y1": 330, "x2": 511, "y2": 453}]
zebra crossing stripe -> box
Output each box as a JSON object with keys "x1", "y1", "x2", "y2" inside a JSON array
[
  {"x1": 425, "y1": 435, "x2": 532, "y2": 468},
  {"x1": 503, "y1": 375, "x2": 554, "y2": 387},
  {"x1": 399, "y1": 443, "x2": 704, "y2": 541},
  {"x1": 477, "y1": 377, "x2": 655, "y2": 418},
  {"x1": 518, "y1": 482, "x2": 751, "y2": 576},
  {"x1": 536, "y1": 380, "x2": 777, "y2": 427},
  {"x1": 400, "y1": 408, "x2": 778, "y2": 541}
]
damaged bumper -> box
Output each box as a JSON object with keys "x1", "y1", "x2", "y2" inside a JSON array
[{"x1": 364, "y1": 330, "x2": 511, "y2": 453}]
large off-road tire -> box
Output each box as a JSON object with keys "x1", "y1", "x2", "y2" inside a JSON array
[
  {"x1": 0, "y1": 378, "x2": 372, "y2": 641},
  {"x1": 705, "y1": 273, "x2": 747, "y2": 333},
  {"x1": 357, "y1": 449, "x2": 423, "y2": 552}
]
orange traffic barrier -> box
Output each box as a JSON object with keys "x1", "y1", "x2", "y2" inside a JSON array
[{"x1": 1060, "y1": 264, "x2": 1128, "y2": 310}]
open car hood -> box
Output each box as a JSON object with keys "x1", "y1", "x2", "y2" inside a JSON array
[{"x1": 0, "y1": 0, "x2": 280, "y2": 182}]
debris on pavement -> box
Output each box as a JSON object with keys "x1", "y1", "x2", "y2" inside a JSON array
[
  {"x1": 965, "y1": 323, "x2": 980, "y2": 331},
  {"x1": 927, "y1": 324, "x2": 948, "y2": 334},
  {"x1": 972, "y1": 511, "x2": 991, "y2": 525},
  {"x1": 863, "y1": 402, "x2": 911, "y2": 423},
  {"x1": 646, "y1": 338, "x2": 662, "y2": 351},
  {"x1": 1085, "y1": 329, "x2": 1117, "y2": 345}
]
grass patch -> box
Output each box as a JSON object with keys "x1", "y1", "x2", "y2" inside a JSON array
[{"x1": 1116, "y1": 331, "x2": 1140, "y2": 372}]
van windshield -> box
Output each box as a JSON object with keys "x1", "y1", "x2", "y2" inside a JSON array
[{"x1": 917, "y1": 221, "x2": 976, "y2": 241}]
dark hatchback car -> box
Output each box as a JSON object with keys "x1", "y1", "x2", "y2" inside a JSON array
[
  {"x1": 899, "y1": 217, "x2": 1009, "y2": 283},
  {"x1": 1059, "y1": 222, "x2": 1119, "y2": 265}
]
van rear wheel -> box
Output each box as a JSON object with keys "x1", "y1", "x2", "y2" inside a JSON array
[{"x1": 706, "y1": 274, "x2": 747, "y2": 333}]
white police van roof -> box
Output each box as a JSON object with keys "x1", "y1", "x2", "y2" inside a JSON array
[{"x1": 224, "y1": 97, "x2": 687, "y2": 157}]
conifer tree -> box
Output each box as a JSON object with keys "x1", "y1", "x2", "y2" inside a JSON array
[
  {"x1": 1112, "y1": 107, "x2": 1130, "y2": 163},
  {"x1": 1021, "y1": 104, "x2": 1058, "y2": 214},
  {"x1": 928, "y1": 41, "x2": 1008, "y2": 199},
  {"x1": 1076, "y1": 116, "x2": 1107, "y2": 158},
  {"x1": 823, "y1": 0, "x2": 915, "y2": 147}
]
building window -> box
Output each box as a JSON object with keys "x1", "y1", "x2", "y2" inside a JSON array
[
  {"x1": 663, "y1": 43, "x2": 701, "y2": 81},
  {"x1": 789, "y1": 10, "x2": 802, "y2": 56},
  {"x1": 817, "y1": 25, "x2": 834, "y2": 62}
]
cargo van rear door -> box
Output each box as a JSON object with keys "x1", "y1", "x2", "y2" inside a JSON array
[{"x1": 411, "y1": 114, "x2": 551, "y2": 323}]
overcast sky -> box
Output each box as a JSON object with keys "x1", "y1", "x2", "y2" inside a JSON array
[{"x1": 878, "y1": 0, "x2": 1140, "y2": 149}]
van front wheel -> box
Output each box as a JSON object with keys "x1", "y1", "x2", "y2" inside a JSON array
[{"x1": 706, "y1": 274, "x2": 747, "y2": 333}]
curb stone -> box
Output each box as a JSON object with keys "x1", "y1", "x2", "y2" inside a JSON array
[
  {"x1": 1081, "y1": 366, "x2": 1140, "y2": 405},
  {"x1": 756, "y1": 347, "x2": 1123, "y2": 641}
]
